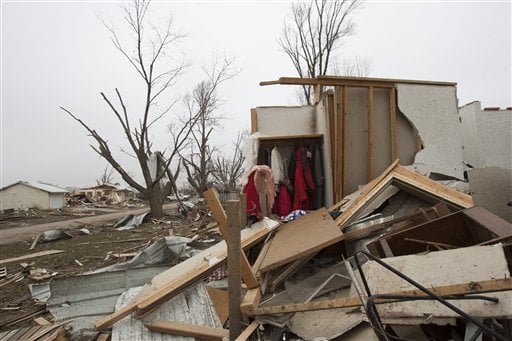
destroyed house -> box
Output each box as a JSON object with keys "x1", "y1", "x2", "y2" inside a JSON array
[{"x1": 0, "y1": 181, "x2": 68, "y2": 211}]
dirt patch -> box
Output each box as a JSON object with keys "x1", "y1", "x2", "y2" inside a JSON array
[{"x1": 0, "y1": 205, "x2": 220, "y2": 333}]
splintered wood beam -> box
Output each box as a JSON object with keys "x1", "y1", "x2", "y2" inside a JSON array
[
  {"x1": 342, "y1": 85, "x2": 349, "y2": 197},
  {"x1": 144, "y1": 320, "x2": 229, "y2": 341},
  {"x1": 390, "y1": 87, "x2": 397, "y2": 162},
  {"x1": 249, "y1": 278, "x2": 512, "y2": 315},
  {"x1": 204, "y1": 188, "x2": 259, "y2": 289},
  {"x1": 227, "y1": 200, "x2": 242, "y2": 339},
  {"x1": 241, "y1": 288, "x2": 261, "y2": 315},
  {"x1": 367, "y1": 86, "x2": 374, "y2": 182}
]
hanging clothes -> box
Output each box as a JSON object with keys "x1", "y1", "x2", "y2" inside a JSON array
[
  {"x1": 292, "y1": 145, "x2": 309, "y2": 210},
  {"x1": 271, "y1": 147, "x2": 285, "y2": 185},
  {"x1": 272, "y1": 183, "x2": 292, "y2": 217},
  {"x1": 241, "y1": 165, "x2": 276, "y2": 220}
]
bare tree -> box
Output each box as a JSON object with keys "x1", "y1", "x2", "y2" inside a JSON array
[
  {"x1": 61, "y1": 0, "x2": 194, "y2": 218},
  {"x1": 332, "y1": 55, "x2": 371, "y2": 77},
  {"x1": 96, "y1": 165, "x2": 116, "y2": 185},
  {"x1": 279, "y1": 0, "x2": 362, "y2": 104},
  {"x1": 180, "y1": 56, "x2": 239, "y2": 196},
  {"x1": 211, "y1": 131, "x2": 246, "y2": 192}
]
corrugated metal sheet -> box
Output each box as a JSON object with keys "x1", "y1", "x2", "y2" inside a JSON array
[{"x1": 112, "y1": 282, "x2": 222, "y2": 341}]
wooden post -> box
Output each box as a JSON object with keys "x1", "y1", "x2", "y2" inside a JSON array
[
  {"x1": 367, "y1": 86, "x2": 374, "y2": 182},
  {"x1": 250, "y1": 108, "x2": 258, "y2": 134},
  {"x1": 342, "y1": 85, "x2": 349, "y2": 197},
  {"x1": 334, "y1": 86, "x2": 343, "y2": 202},
  {"x1": 390, "y1": 87, "x2": 397, "y2": 162},
  {"x1": 227, "y1": 200, "x2": 242, "y2": 339}
]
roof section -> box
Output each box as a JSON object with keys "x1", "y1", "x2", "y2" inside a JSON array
[
  {"x1": 1, "y1": 181, "x2": 68, "y2": 193},
  {"x1": 260, "y1": 76, "x2": 457, "y2": 88}
]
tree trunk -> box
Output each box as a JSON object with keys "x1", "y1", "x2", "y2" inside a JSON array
[{"x1": 148, "y1": 187, "x2": 164, "y2": 218}]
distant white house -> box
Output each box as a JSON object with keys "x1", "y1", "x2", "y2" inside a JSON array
[{"x1": 0, "y1": 181, "x2": 68, "y2": 211}]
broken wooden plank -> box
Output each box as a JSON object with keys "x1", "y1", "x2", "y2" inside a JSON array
[
  {"x1": 206, "y1": 287, "x2": 229, "y2": 325},
  {"x1": 250, "y1": 277, "x2": 512, "y2": 315},
  {"x1": 33, "y1": 317, "x2": 51, "y2": 326},
  {"x1": 0, "y1": 250, "x2": 64, "y2": 265},
  {"x1": 235, "y1": 321, "x2": 260, "y2": 341},
  {"x1": 144, "y1": 320, "x2": 229, "y2": 341},
  {"x1": 259, "y1": 208, "x2": 342, "y2": 273},
  {"x1": 29, "y1": 234, "x2": 40, "y2": 251},
  {"x1": 241, "y1": 288, "x2": 261, "y2": 315},
  {"x1": 204, "y1": 188, "x2": 259, "y2": 289}
]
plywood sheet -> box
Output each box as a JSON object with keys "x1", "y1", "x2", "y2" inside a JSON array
[{"x1": 259, "y1": 208, "x2": 342, "y2": 272}]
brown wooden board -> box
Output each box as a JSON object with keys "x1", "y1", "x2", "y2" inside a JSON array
[
  {"x1": 144, "y1": 320, "x2": 229, "y2": 341},
  {"x1": 259, "y1": 208, "x2": 342, "y2": 273},
  {"x1": 207, "y1": 287, "x2": 229, "y2": 325}
]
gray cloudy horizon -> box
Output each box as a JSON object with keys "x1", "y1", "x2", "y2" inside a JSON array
[{"x1": 1, "y1": 0, "x2": 510, "y2": 190}]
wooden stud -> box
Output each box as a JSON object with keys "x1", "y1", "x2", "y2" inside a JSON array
[
  {"x1": 144, "y1": 320, "x2": 229, "y2": 341},
  {"x1": 204, "y1": 189, "x2": 259, "y2": 289},
  {"x1": 227, "y1": 200, "x2": 242, "y2": 339},
  {"x1": 334, "y1": 87, "x2": 343, "y2": 202},
  {"x1": 326, "y1": 91, "x2": 337, "y2": 200},
  {"x1": 314, "y1": 84, "x2": 322, "y2": 104},
  {"x1": 240, "y1": 288, "x2": 261, "y2": 315},
  {"x1": 390, "y1": 87, "x2": 397, "y2": 162},
  {"x1": 250, "y1": 277, "x2": 512, "y2": 315},
  {"x1": 235, "y1": 321, "x2": 260, "y2": 341},
  {"x1": 367, "y1": 86, "x2": 374, "y2": 181},
  {"x1": 250, "y1": 108, "x2": 258, "y2": 134},
  {"x1": 342, "y1": 85, "x2": 349, "y2": 197}
]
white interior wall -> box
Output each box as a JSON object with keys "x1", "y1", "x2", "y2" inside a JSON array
[
  {"x1": 459, "y1": 101, "x2": 512, "y2": 170},
  {"x1": 255, "y1": 106, "x2": 316, "y2": 136},
  {"x1": 396, "y1": 84, "x2": 464, "y2": 179}
]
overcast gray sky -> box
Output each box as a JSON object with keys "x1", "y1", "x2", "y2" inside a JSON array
[{"x1": 1, "y1": 0, "x2": 510, "y2": 189}]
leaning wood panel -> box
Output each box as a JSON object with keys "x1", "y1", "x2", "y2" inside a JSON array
[
  {"x1": 250, "y1": 278, "x2": 512, "y2": 315},
  {"x1": 259, "y1": 208, "x2": 342, "y2": 273},
  {"x1": 144, "y1": 320, "x2": 229, "y2": 341}
]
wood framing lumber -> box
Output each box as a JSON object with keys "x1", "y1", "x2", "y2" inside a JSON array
[
  {"x1": 207, "y1": 287, "x2": 229, "y2": 325},
  {"x1": 204, "y1": 188, "x2": 259, "y2": 289},
  {"x1": 390, "y1": 87, "x2": 397, "y2": 162},
  {"x1": 144, "y1": 320, "x2": 229, "y2": 341},
  {"x1": 334, "y1": 160, "x2": 473, "y2": 227},
  {"x1": 235, "y1": 321, "x2": 260, "y2": 341},
  {"x1": 367, "y1": 86, "x2": 374, "y2": 181},
  {"x1": 249, "y1": 278, "x2": 512, "y2": 315},
  {"x1": 227, "y1": 200, "x2": 242, "y2": 339},
  {"x1": 95, "y1": 219, "x2": 276, "y2": 331},
  {"x1": 250, "y1": 108, "x2": 258, "y2": 133},
  {"x1": 342, "y1": 85, "x2": 348, "y2": 196},
  {"x1": 334, "y1": 86, "x2": 343, "y2": 202},
  {"x1": 241, "y1": 288, "x2": 262, "y2": 315},
  {"x1": 259, "y1": 76, "x2": 456, "y2": 88},
  {"x1": 0, "y1": 250, "x2": 64, "y2": 265}
]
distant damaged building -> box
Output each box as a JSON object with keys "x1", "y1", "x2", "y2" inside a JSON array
[{"x1": 0, "y1": 180, "x2": 68, "y2": 211}]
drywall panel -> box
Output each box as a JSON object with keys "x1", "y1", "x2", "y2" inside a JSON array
[
  {"x1": 346, "y1": 88, "x2": 369, "y2": 194},
  {"x1": 315, "y1": 99, "x2": 334, "y2": 207},
  {"x1": 468, "y1": 167, "x2": 512, "y2": 223},
  {"x1": 460, "y1": 101, "x2": 512, "y2": 170},
  {"x1": 396, "y1": 84, "x2": 463, "y2": 179},
  {"x1": 363, "y1": 245, "x2": 511, "y2": 319},
  {"x1": 255, "y1": 106, "x2": 316, "y2": 136},
  {"x1": 372, "y1": 88, "x2": 392, "y2": 178}
]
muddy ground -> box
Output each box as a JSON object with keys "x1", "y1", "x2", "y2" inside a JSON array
[{"x1": 0, "y1": 203, "x2": 218, "y2": 333}]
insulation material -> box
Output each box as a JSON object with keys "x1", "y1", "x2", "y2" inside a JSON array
[
  {"x1": 396, "y1": 84, "x2": 463, "y2": 179},
  {"x1": 111, "y1": 282, "x2": 222, "y2": 341},
  {"x1": 362, "y1": 244, "x2": 512, "y2": 321}
]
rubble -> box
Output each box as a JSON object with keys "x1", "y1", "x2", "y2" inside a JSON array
[{"x1": 1, "y1": 75, "x2": 511, "y2": 340}]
